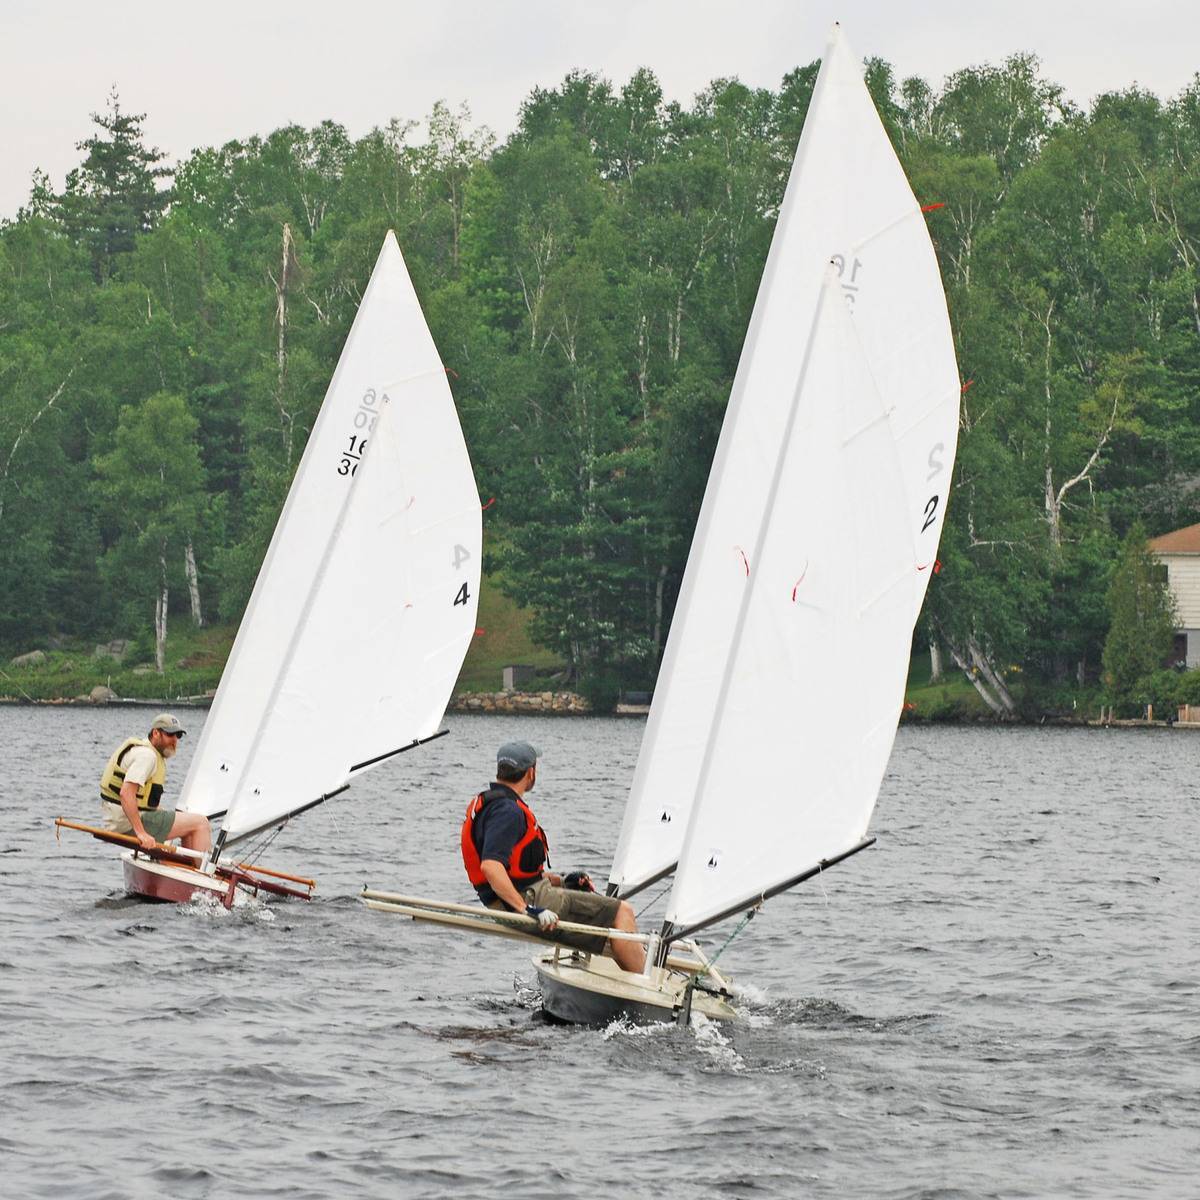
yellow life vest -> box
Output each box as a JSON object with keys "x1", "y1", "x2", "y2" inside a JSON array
[{"x1": 99, "y1": 737, "x2": 166, "y2": 810}]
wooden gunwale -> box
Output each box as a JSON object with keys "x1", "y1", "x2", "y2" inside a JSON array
[{"x1": 55, "y1": 817, "x2": 315, "y2": 899}]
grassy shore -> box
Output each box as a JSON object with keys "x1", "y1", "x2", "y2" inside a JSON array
[
  {"x1": 902, "y1": 653, "x2": 989, "y2": 721},
  {"x1": 1, "y1": 590, "x2": 1082, "y2": 721},
  {"x1": 0, "y1": 578, "x2": 566, "y2": 704}
]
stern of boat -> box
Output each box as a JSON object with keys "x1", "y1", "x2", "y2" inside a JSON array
[
  {"x1": 121, "y1": 850, "x2": 230, "y2": 904},
  {"x1": 534, "y1": 948, "x2": 737, "y2": 1025}
]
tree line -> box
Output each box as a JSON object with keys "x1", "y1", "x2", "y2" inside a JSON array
[{"x1": 1, "y1": 55, "x2": 1197, "y2": 710}]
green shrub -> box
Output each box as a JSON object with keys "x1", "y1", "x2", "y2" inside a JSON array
[
  {"x1": 578, "y1": 669, "x2": 622, "y2": 714},
  {"x1": 1175, "y1": 670, "x2": 1200, "y2": 706},
  {"x1": 1136, "y1": 669, "x2": 1182, "y2": 713}
]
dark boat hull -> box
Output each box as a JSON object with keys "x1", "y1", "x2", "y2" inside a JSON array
[{"x1": 534, "y1": 950, "x2": 737, "y2": 1025}]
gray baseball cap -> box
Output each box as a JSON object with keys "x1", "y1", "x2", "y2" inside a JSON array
[
  {"x1": 497, "y1": 740, "x2": 538, "y2": 772},
  {"x1": 150, "y1": 713, "x2": 186, "y2": 736}
]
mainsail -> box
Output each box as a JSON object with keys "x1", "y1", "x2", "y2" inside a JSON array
[
  {"x1": 179, "y1": 232, "x2": 481, "y2": 848},
  {"x1": 664, "y1": 276, "x2": 918, "y2": 935},
  {"x1": 607, "y1": 24, "x2": 960, "y2": 898}
]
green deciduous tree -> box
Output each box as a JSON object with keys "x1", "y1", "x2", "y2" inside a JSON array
[{"x1": 93, "y1": 392, "x2": 207, "y2": 671}]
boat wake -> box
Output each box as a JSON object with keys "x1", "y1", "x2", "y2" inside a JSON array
[
  {"x1": 598, "y1": 1010, "x2": 748, "y2": 1072},
  {"x1": 178, "y1": 889, "x2": 276, "y2": 923},
  {"x1": 738, "y1": 992, "x2": 937, "y2": 1033}
]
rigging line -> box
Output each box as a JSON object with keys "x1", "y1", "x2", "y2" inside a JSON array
[
  {"x1": 634, "y1": 880, "x2": 673, "y2": 922},
  {"x1": 815, "y1": 860, "x2": 831, "y2": 907},
  {"x1": 324, "y1": 788, "x2": 346, "y2": 843},
  {"x1": 239, "y1": 823, "x2": 283, "y2": 868},
  {"x1": 695, "y1": 905, "x2": 760, "y2": 981}
]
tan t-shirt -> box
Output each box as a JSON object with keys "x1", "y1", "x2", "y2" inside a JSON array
[
  {"x1": 100, "y1": 743, "x2": 161, "y2": 831},
  {"x1": 119, "y1": 744, "x2": 159, "y2": 788}
]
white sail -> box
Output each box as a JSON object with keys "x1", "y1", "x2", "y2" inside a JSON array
[
  {"x1": 179, "y1": 232, "x2": 481, "y2": 844},
  {"x1": 664, "y1": 276, "x2": 918, "y2": 933},
  {"x1": 607, "y1": 24, "x2": 959, "y2": 896}
]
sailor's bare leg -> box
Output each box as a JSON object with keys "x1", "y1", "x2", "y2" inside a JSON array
[
  {"x1": 610, "y1": 901, "x2": 645, "y2": 974},
  {"x1": 167, "y1": 812, "x2": 212, "y2": 854}
]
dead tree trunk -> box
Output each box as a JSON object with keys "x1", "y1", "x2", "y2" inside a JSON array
[
  {"x1": 155, "y1": 548, "x2": 169, "y2": 675},
  {"x1": 184, "y1": 539, "x2": 203, "y2": 627},
  {"x1": 272, "y1": 223, "x2": 297, "y2": 468}
]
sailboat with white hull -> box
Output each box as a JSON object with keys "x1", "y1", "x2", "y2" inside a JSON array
[
  {"x1": 59, "y1": 232, "x2": 482, "y2": 906},
  {"x1": 363, "y1": 25, "x2": 960, "y2": 1023}
]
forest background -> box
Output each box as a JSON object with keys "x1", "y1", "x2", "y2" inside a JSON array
[{"x1": 2, "y1": 51, "x2": 1198, "y2": 717}]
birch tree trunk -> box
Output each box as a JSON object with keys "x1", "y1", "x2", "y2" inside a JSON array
[
  {"x1": 155, "y1": 548, "x2": 169, "y2": 674},
  {"x1": 274, "y1": 222, "x2": 296, "y2": 467},
  {"x1": 968, "y1": 636, "x2": 1019, "y2": 714},
  {"x1": 0, "y1": 372, "x2": 73, "y2": 530},
  {"x1": 651, "y1": 563, "x2": 668, "y2": 661},
  {"x1": 929, "y1": 640, "x2": 943, "y2": 683},
  {"x1": 184, "y1": 539, "x2": 203, "y2": 627},
  {"x1": 944, "y1": 640, "x2": 1009, "y2": 718}
]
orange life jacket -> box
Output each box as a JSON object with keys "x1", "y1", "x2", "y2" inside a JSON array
[{"x1": 461, "y1": 786, "x2": 550, "y2": 891}]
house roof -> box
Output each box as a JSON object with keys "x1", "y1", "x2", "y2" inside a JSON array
[{"x1": 1149, "y1": 522, "x2": 1200, "y2": 554}]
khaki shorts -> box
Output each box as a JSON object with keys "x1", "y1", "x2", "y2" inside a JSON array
[
  {"x1": 101, "y1": 801, "x2": 176, "y2": 842},
  {"x1": 524, "y1": 877, "x2": 623, "y2": 955}
]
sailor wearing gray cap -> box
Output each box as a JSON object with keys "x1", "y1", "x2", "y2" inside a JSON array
[
  {"x1": 459, "y1": 742, "x2": 647, "y2": 974},
  {"x1": 496, "y1": 740, "x2": 538, "y2": 773},
  {"x1": 98, "y1": 715, "x2": 210, "y2": 854}
]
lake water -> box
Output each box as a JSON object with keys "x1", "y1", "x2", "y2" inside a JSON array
[{"x1": 1, "y1": 706, "x2": 1196, "y2": 1198}]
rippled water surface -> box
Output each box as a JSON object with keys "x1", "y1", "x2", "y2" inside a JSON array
[{"x1": 1, "y1": 706, "x2": 1197, "y2": 1198}]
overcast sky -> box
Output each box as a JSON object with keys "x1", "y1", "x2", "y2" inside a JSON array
[{"x1": 2, "y1": 0, "x2": 1197, "y2": 219}]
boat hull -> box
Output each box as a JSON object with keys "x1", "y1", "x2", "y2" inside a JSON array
[
  {"x1": 121, "y1": 851, "x2": 231, "y2": 904},
  {"x1": 535, "y1": 950, "x2": 737, "y2": 1025}
]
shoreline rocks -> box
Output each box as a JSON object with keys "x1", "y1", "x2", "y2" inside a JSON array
[{"x1": 449, "y1": 689, "x2": 590, "y2": 715}]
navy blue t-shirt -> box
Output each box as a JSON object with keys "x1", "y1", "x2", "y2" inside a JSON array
[{"x1": 470, "y1": 783, "x2": 541, "y2": 905}]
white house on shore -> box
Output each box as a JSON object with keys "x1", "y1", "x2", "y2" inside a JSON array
[{"x1": 1149, "y1": 522, "x2": 1200, "y2": 668}]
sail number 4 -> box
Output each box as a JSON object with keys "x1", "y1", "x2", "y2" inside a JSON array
[{"x1": 453, "y1": 543, "x2": 472, "y2": 607}]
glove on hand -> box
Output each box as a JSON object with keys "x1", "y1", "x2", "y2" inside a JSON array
[
  {"x1": 524, "y1": 904, "x2": 559, "y2": 931},
  {"x1": 563, "y1": 871, "x2": 596, "y2": 893}
]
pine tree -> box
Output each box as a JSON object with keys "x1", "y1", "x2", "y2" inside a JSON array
[
  {"x1": 1101, "y1": 524, "x2": 1177, "y2": 702},
  {"x1": 58, "y1": 90, "x2": 171, "y2": 281}
]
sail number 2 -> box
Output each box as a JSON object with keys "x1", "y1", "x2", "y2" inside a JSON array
[{"x1": 922, "y1": 442, "x2": 945, "y2": 532}]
